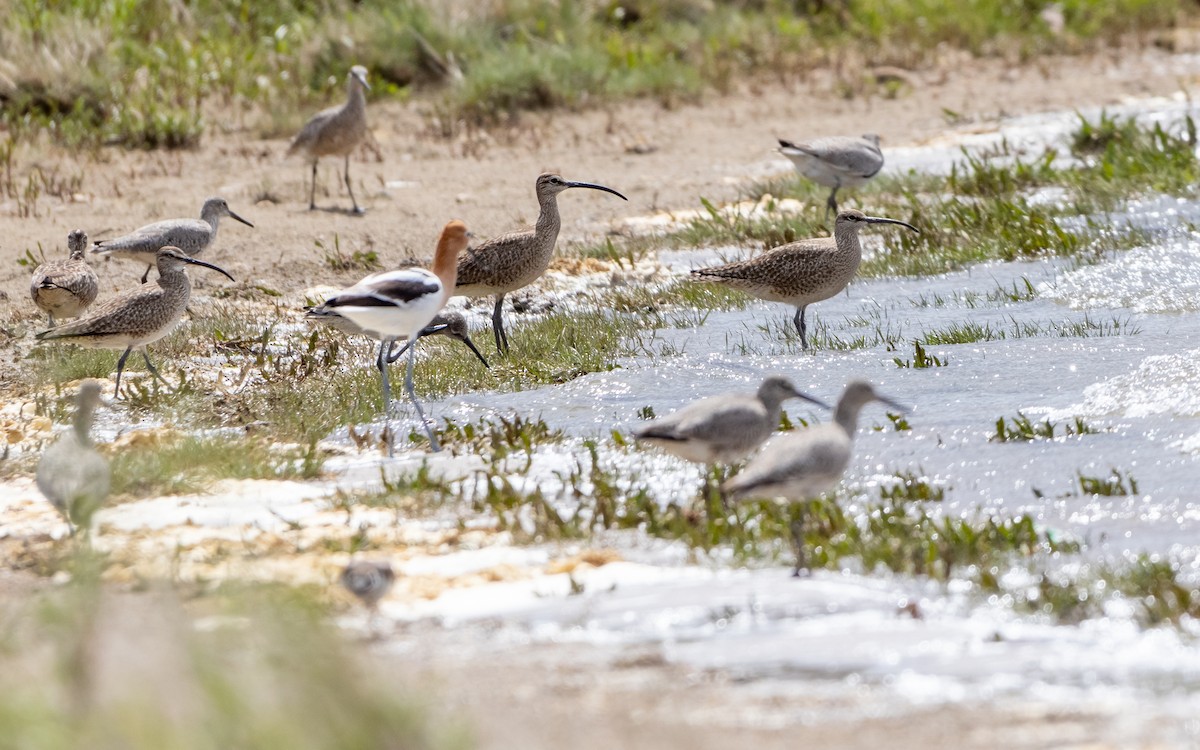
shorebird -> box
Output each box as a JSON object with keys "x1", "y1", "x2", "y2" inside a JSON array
[
  {"x1": 36, "y1": 247, "x2": 236, "y2": 396},
  {"x1": 455, "y1": 173, "x2": 627, "y2": 354},
  {"x1": 690, "y1": 209, "x2": 918, "y2": 350},
  {"x1": 36, "y1": 379, "x2": 111, "y2": 535},
  {"x1": 288, "y1": 65, "x2": 371, "y2": 214},
  {"x1": 305, "y1": 306, "x2": 489, "y2": 368},
  {"x1": 778, "y1": 135, "x2": 883, "y2": 217},
  {"x1": 636, "y1": 376, "x2": 828, "y2": 496},
  {"x1": 724, "y1": 380, "x2": 907, "y2": 575},
  {"x1": 92, "y1": 197, "x2": 253, "y2": 283},
  {"x1": 309, "y1": 220, "x2": 471, "y2": 453},
  {"x1": 30, "y1": 229, "x2": 99, "y2": 326},
  {"x1": 341, "y1": 560, "x2": 395, "y2": 612}
]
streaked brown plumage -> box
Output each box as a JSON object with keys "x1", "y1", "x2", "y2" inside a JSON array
[
  {"x1": 31, "y1": 229, "x2": 99, "y2": 326},
  {"x1": 690, "y1": 209, "x2": 918, "y2": 350},
  {"x1": 36, "y1": 247, "x2": 235, "y2": 396},
  {"x1": 454, "y1": 173, "x2": 627, "y2": 353},
  {"x1": 288, "y1": 65, "x2": 370, "y2": 214}
]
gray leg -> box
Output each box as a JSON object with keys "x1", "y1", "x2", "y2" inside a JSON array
[
  {"x1": 403, "y1": 333, "x2": 440, "y2": 452},
  {"x1": 308, "y1": 161, "x2": 318, "y2": 211},
  {"x1": 47, "y1": 314, "x2": 55, "y2": 327},
  {"x1": 790, "y1": 505, "x2": 808, "y2": 577},
  {"x1": 793, "y1": 306, "x2": 808, "y2": 351},
  {"x1": 826, "y1": 186, "x2": 839, "y2": 218},
  {"x1": 140, "y1": 350, "x2": 170, "y2": 387},
  {"x1": 386, "y1": 338, "x2": 411, "y2": 365},
  {"x1": 141, "y1": 265, "x2": 151, "y2": 284},
  {"x1": 113, "y1": 346, "x2": 133, "y2": 397},
  {"x1": 492, "y1": 294, "x2": 509, "y2": 354},
  {"x1": 344, "y1": 155, "x2": 363, "y2": 214},
  {"x1": 377, "y1": 339, "x2": 393, "y2": 413}
]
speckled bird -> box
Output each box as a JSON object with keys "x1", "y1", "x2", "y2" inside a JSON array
[
  {"x1": 30, "y1": 229, "x2": 99, "y2": 326},
  {"x1": 690, "y1": 209, "x2": 918, "y2": 350},
  {"x1": 37, "y1": 246, "x2": 236, "y2": 395},
  {"x1": 454, "y1": 173, "x2": 627, "y2": 354},
  {"x1": 724, "y1": 380, "x2": 907, "y2": 575},
  {"x1": 91, "y1": 197, "x2": 253, "y2": 282},
  {"x1": 778, "y1": 135, "x2": 884, "y2": 217},
  {"x1": 288, "y1": 65, "x2": 371, "y2": 214}
]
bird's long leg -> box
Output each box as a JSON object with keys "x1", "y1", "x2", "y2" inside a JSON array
[
  {"x1": 308, "y1": 160, "x2": 318, "y2": 211},
  {"x1": 492, "y1": 294, "x2": 509, "y2": 354},
  {"x1": 790, "y1": 502, "x2": 809, "y2": 577},
  {"x1": 46, "y1": 314, "x2": 55, "y2": 327},
  {"x1": 344, "y1": 154, "x2": 362, "y2": 214},
  {"x1": 386, "y1": 338, "x2": 410, "y2": 365},
  {"x1": 140, "y1": 265, "x2": 151, "y2": 284},
  {"x1": 403, "y1": 332, "x2": 440, "y2": 452},
  {"x1": 826, "y1": 185, "x2": 840, "y2": 219},
  {"x1": 377, "y1": 339, "x2": 393, "y2": 414},
  {"x1": 793, "y1": 306, "x2": 809, "y2": 351},
  {"x1": 113, "y1": 346, "x2": 133, "y2": 397},
  {"x1": 140, "y1": 350, "x2": 171, "y2": 387}
]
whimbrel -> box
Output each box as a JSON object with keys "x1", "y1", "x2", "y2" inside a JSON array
[
  {"x1": 288, "y1": 65, "x2": 371, "y2": 214},
  {"x1": 36, "y1": 379, "x2": 110, "y2": 535},
  {"x1": 306, "y1": 306, "x2": 488, "y2": 368},
  {"x1": 636, "y1": 376, "x2": 828, "y2": 496},
  {"x1": 92, "y1": 197, "x2": 253, "y2": 282},
  {"x1": 30, "y1": 229, "x2": 99, "y2": 326},
  {"x1": 36, "y1": 247, "x2": 236, "y2": 396},
  {"x1": 778, "y1": 135, "x2": 883, "y2": 217},
  {"x1": 341, "y1": 560, "x2": 395, "y2": 612},
  {"x1": 724, "y1": 380, "x2": 907, "y2": 575},
  {"x1": 455, "y1": 173, "x2": 627, "y2": 353},
  {"x1": 309, "y1": 220, "x2": 470, "y2": 452},
  {"x1": 690, "y1": 209, "x2": 918, "y2": 350}
]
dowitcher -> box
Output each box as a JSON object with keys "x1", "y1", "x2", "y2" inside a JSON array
[
  {"x1": 455, "y1": 173, "x2": 627, "y2": 353},
  {"x1": 36, "y1": 247, "x2": 236, "y2": 395},
  {"x1": 690, "y1": 209, "x2": 917, "y2": 350},
  {"x1": 30, "y1": 229, "x2": 99, "y2": 326},
  {"x1": 724, "y1": 380, "x2": 907, "y2": 575},
  {"x1": 309, "y1": 220, "x2": 470, "y2": 452},
  {"x1": 92, "y1": 197, "x2": 253, "y2": 282},
  {"x1": 288, "y1": 65, "x2": 371, "y2": 214},
  {"x1": 36, "y1": 379, "x2": 110, "y2": 535},
  {"x1": 778, "y1": 134, "x2": 884, "y2": 217}
]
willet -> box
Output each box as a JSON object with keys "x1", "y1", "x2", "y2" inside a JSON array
[
  {"x1": 309, "y1": 220, "x2": 470, "y2": 453},
  {"x1": 36, "y1": 379, "x2": 111, "y2": 535},
  {"x1": 724, "y1": 380, "x2": 907, "y2": 575},
  {"x1": 341, "y1": 560, "x2": 395, "y2": 612},
  {"x1": 92, "y1": 197, "x2": 253, "y2": 283},
  {"x1": 36, "y1": 246, "x2": 236, "y2": 396},
  {"x1": 455, "y1": 173, "x2": 627, "y2": 353},
  {"x1": 778, "y1": 135, "x2": 884, "y2": 217},
  {"x1": 306, "y1": 306, "x2": 489, "y2": 368},
  {"x1": 30, "y1": 229, "x2": 99, "y2": 326},
  {"x1": 288, "y1": 65, "x2": 371, "y2": 214},
  {"x1": 690, "y1": 209, "x2": 918, "y2": 350},
  {"x1": 635, "y1": 376, "x2": 829, "y2": 496}
]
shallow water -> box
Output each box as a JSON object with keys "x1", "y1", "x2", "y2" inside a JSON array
[{"x1": 367, "y1": 99, "x2": 1200, "y2": 732}]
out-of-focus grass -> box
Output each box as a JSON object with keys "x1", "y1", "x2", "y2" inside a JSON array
[{"x1": 0, "y1": 564, "x2": 465, "y2": 749}]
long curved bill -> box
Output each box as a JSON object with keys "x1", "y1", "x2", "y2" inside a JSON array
[
  {"x1": 229, "y1": 209, "x2": 255, "y2": 228},
  {"x1": 181, "y1": 256, "x2": 236, "y2": 282},
  {"x1": 458, "y1": 333, "x2": 490, "y2": 369},
  {"x1": 386, "y1": 331, "x2": 490, "y2": 369},
  {"x1": 864, "y1": 215, "x2": 919, "y2": 233},
  {"x1": 566, "y1": 180, "x2": 628, "y2": 201}
]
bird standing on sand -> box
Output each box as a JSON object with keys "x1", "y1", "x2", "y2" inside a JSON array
[
  {"x1": 690, "y1": 209, "x2": 918, "y2": 351},
  {"x1": 91, "y1": 197, "x2": 253, "y2": 283},
  {"x1": 36, "y1": 380, "x2": 110, "y2": 535},
  {"x1": 636, "y1": 376, "x2": 829, "y2": 496},
  {"x1": 454, "y1": 173, "x2": 627, "y2": 354},
  {"x1": 288, "y1": 65, "x2": 371, "y2": 214},
  {"x1": 724, "y1": 380, "x2": 907, "y2": 575},
  {"x1": 36, "y1": 247, "x2": 236, "y2": 395},
  {"x1": 309, "y1": 220, "x2": 471, "y2": 453},
  {"x1": 31, "y1": 229, "x2": 99, "y2": 326},
  {"x1": 778, "y1": 135, "x2": 884, "y2": 218}
]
